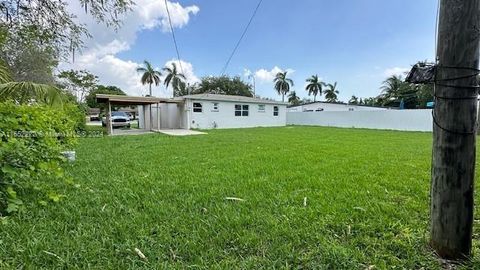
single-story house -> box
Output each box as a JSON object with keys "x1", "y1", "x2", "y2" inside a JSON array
[
  {"x1": 178, "y1": 94, "x2": 287, "y2": 129},
  {"x1": 287, "y1": 101, "x2": 389, "y2": 112},
  {"x1": 97, "y1": 93, "x2": 287, "y2": 133}
]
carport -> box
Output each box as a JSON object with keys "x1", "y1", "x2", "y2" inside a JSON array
[{"x1": 96, "y1": 94, "x2": 183, "y2": 135}]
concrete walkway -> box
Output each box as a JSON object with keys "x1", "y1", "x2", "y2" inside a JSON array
[
  {"x1": 111, "y1": 129, "x2": 153, "y2": 136},
  {"x1": 157, "y1": 129, "x2": 206, "y2": 136}
]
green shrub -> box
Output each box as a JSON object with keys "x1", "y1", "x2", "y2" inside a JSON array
[{"x1": 0, "y1": 101, "x2": 79, "y2": 214}]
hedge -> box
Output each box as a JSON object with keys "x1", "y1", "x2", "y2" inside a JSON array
[{"x1": 0, "y1": 101, "x2": 84, "y2": 214}]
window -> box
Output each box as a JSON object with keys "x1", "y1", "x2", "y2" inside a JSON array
[
  {"x1": 193, "y1": 102, "x2": 202, "y2": 113},
  {"x1": 212, "y1": 102, "x2": 219, "y2": 112},
  {"x1": 273, "y1": 106, "x2": 279, "y2": 116},
  {"x1": 235, "y1": 104, "x2": 249, "y2": 116},
  {"x1": 258, "y1": 104, "x2": 265, "y2": 112}
]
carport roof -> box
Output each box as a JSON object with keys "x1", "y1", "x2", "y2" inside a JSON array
[{"x1": 96, "y1": 94, "x2": 183, "y2": 105}]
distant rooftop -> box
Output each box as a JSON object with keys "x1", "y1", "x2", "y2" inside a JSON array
[{"x1": 180, "y1": 94, "x2": 287, "y2": 105}]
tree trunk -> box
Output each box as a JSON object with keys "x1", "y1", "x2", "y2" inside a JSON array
[
  {"x1": 431, "y1": 0, "x2": 480, "y2": 259},
  {"x1": 149, "y1": 83, "x2": 152, "y2": 96},
  {"x1": 282, "y1": 93, "x2": 284, "y2": 102}
]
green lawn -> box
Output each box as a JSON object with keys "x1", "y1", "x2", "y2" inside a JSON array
[{"x1": 2, "y1": 126, "x2": 480, "y2": 269}]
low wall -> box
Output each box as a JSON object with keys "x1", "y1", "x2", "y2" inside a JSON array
[{"x1": 287, "y1": 109, "x2": 433, "y2": 132}]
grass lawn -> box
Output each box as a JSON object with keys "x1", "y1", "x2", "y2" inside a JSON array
[{"x1": 2, "y1": 126, "x2": 480, "y2": 269}]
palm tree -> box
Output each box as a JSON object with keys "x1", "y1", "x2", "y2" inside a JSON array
[
  {"x1": 287, "y1": 91, "x2": 301, "y2": 105},
  {"x1": 305, "y1": 75, "x2": 325, "y2": 102},
  {"x1": 273, "y1": 71, "x2": 294, "y2": 102},
  {"x1": 0, "y1": 62, "x2": 64, "y2": 106},
  {"x1": 163, "y1": 62, "x2": 186, "y2": 97},
  {"x1": 348, "y1": 95, "x2": 359, "y2": 104},
  {"x1": 324, "y1": 82, "x2": 339, "y2": 102},
  {"x1": 136, "y1": 60, "x2": 161, "y2": 96},
  {"x1": 380, "y1": 75, "x2": 404, "y2": 101}
]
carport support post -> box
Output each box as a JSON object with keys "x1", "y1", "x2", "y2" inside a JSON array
[
  {"x1": 106, "y1": 101, "x2": 113, "y2": 135},
  {"x1": 430, "y1": 0, "x2": 480, "y2": 259}
]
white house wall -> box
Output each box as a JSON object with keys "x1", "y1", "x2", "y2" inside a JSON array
[{"x1": 187, "y1": 100, "x2": 287, "y2": 129}]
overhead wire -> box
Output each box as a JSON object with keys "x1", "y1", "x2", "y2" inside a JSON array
[
  {"x1": 220, "y1": 0, "x2": 264, "y2": 75},
  {"x1": 165, "y1": 0, "x2": 185, "y2": 75}
]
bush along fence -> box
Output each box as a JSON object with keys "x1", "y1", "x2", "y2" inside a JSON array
[{"x1": 0, "y1": 102, "x2": 84, "y2": 215}]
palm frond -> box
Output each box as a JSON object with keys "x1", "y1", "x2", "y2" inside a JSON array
[
  {"x1": 0, "y1": 82, "x2": 64, "y2": 106},
  {"x1": 0, "y1": 62, "x2": 12, "y2": 84}
]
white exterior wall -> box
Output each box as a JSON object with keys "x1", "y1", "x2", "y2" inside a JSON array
[
  {"x1": 287, "y1": 102, "x2": 388, "y2": 112},
  {"x1": 187, "y1": 99, "x2": 287, "y2": 129},
  {"x1": 287, "y1": 110, "x2": 433, "y2": 132}
]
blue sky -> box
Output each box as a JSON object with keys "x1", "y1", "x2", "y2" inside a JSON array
[{"x1": 64, "y1": 0, "x2": 438, "y2": 101}]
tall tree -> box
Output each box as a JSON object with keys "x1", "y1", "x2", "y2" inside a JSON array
[
  {"x1": 136, "y1": 60, "x2": 161, "y2": 96},
  {"x1": 194, "y1": 76, "x2": 253, "y2": 97},
  {"x1": 58, "y1": 70, "x2": 98, "y2": 102},
  {"x1": 0, "y1": 0, "x2": 133, "y2": 60},
  {"x1": 274, "y1": 71, "x2": 294, "y2": 102},
  {"x1": 287, "y1": 91, "x2": 301, "y2": 105},
  {"x1": 379, "y1": 75, "x2": 406, "y2": 106},
  {"x1": 349, "y1": 95, "x2": 359, "y2": 105},
  {"x1": 85, "y1": 85, "x2": 125, "y2": 109},
  {"x1": 324, "y1": 82, "x2": 339, "y2": 102},
  {"x1": 305, "y1": 75, "x2": 324, "y2": 102},
  {"x1": 163, "y1": 62, "x2": 186, "y2": 97}
]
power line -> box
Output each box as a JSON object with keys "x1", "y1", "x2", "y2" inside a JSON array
[
  {"x1": 164, "y1": 0, "x2": 185, "y2": 75},
  {"x1": 220, "y1": 0, "x2": 264, "y2": 76}
]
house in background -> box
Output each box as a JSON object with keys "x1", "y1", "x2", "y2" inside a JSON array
[
  {"x1": 97, "y1": 93, "x2": 287, "y2": 133},
  {"x1": 287, "y1": 101, "x2": 389, "y2": 112},
  {"x1": 179, "y1": 94, "x2": 287, "y2": 129}
]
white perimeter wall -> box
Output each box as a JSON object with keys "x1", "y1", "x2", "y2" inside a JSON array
[
  {"x1": 287, "y1": 109, "x2": 433, "y2": 132},
  {"x1": 287, "y1": 102, "x2": 388, "y2": 112},
  {"x1": 188, "y1": 100, "x2": 287, "y2": 129}
]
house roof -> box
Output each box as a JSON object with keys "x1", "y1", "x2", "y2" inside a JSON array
[
  {"x1": 96, "y1": 94, "x2": 183, "y2": 105},
  {"x1": 180, "y1": 94, "x2": 287, "y2": 105}
]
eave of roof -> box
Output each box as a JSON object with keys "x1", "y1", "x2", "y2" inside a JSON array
[
  {"x1": 96, "y1": 94, "x2": 183, "y2": 105},
  {"x1": 180, "y1": 94, "x2": 287, "y2": 105}
]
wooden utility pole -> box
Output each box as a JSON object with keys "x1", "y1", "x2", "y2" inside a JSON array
[{"x1": 431, "y1": 0, "x2": 480, "y2": 259}]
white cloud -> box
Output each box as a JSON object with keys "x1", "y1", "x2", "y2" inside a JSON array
[
  {"x1": 59, "y1": 0, "x2": 200, "y2": 97},
  {"x1": 243, "y1": 68, "x2": 253, "y2": 78},
  {"x1": 383, "y1": 67, "x2": 409, "y2": 77},
  {"x1": 61, "y1": 46, "x2": 199, "y2": 97},
  {"x1": 253, "y1": 66, "x2": 295, "y2": 82},
  {"x1": 138, "y1": 1, "x2": 200, "y2": 32}
]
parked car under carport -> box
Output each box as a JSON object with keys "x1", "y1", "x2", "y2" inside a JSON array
[{"x1": 102, "y1": 111, "x2": 131, "y2": 128}]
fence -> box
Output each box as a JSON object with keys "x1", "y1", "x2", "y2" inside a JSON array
[{"x1": 287, "y1": 109, "x2": 433, "y2": 132}]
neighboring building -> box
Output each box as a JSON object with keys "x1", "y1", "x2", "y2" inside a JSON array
[
  {"x1": 180, "y1": 94, "x2": 287, "y2": 129},
  {"x1": 97, "y1": 94, "x2": 287, "y2": 132},
  {"x1": 287, "y1": 102, "x2": 389, "y2": 112}
]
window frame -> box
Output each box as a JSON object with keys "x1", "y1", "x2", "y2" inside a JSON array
[
  {"x1": 235, "y1": 104, "x2": 249, "y2": 117},
  {"x1": 258, "y1": 104, "x2": 266, "y2": 112},
  {"x1": 193, "y1": 102, "x2": 203, "y2": 113},
  {"x1": 212, "y1": 102, "x2": 219, "y2": 112},
  {"x1": 273, "y1": 106, "x2": 279, "y2": 116}
]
